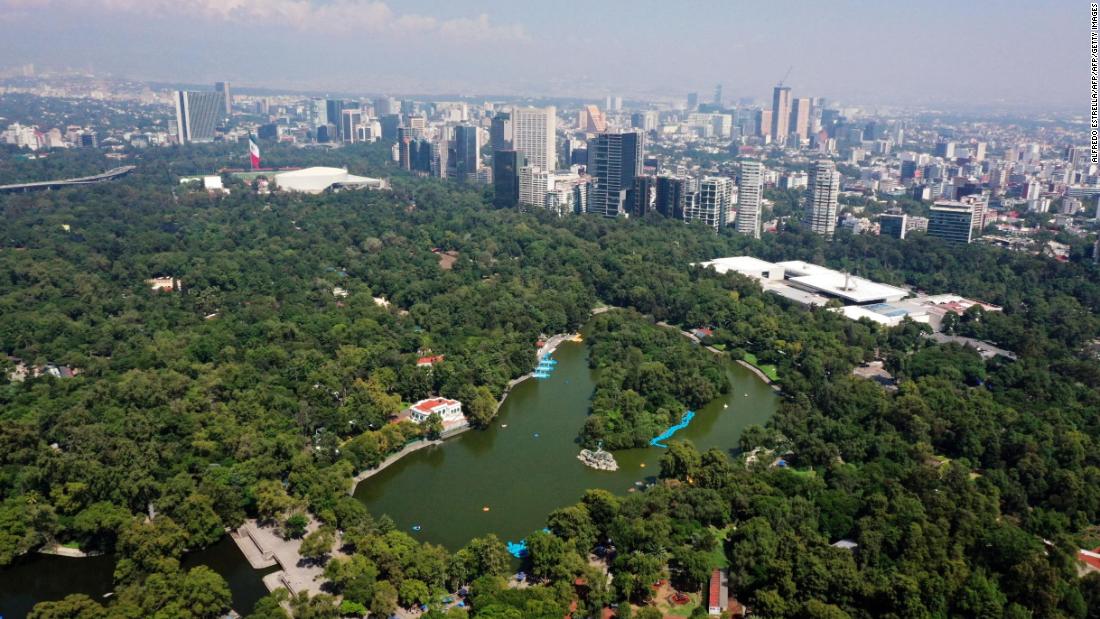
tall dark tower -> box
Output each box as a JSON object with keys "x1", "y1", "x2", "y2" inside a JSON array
[
  {"x1": 493, "y1": 150, "x2": 521, "y2": 209},
  {"x1": 454, "y1": 125, "x2": 481, "y2": 181},
  {"x1": 587, "y1": 130, "x2": 645, "y2": 218},
  {"x1": 490, "y1": 112, "x2": 512, "y2": 150}
]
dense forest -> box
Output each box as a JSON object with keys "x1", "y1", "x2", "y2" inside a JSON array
[
  {"x1": 3, "y1": 142, "x2": 1100, "y2": 618},
  {"x1": 582, "y1": 311, "x2": 726, "y2": 450}
]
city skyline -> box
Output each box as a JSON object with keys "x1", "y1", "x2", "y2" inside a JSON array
[{"x1": 0, "y1": 0, "x2": 1083, "y2": 109}]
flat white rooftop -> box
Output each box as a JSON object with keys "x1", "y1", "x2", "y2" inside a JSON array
[
  {"x1": 761, "y1": 281, "x2": 830, "y2": 306},
  {"x1": 697, "y1": 256, "x2": 910, "y2": 306},
  {"x1": 697, "y1": 256, "x2": 783, "y2": 277},
  {"x1": 776, "y1": 261, "x2": 908, "y2": 304}
]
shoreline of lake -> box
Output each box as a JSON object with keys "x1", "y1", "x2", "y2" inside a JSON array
[
  {"x1": 349, "y1": 332, "x2": 576, "y2": 493},
  {"x1": 353, "y1": 337, "x2": 778, "y2": 551}
]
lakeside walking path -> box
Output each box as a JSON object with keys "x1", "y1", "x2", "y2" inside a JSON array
[
  {"x1": 496, "y1": 331, "x2": 575, "y2": 413},
  {"x1": 350, "y1": 332, "x2": 575, "y2": 492},
  {"x1": 231, "y1": 332, "x2": 580, "y2": 600},
  {"x1": 656, "y1": 319, "x2": 781, "y2": 391},
  {"x1": 735, "y1": 359, "x2": 781, "y2": 391}
]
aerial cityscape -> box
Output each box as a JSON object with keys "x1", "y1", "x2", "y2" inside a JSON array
[{"x1": 1, "y1": 2, "x2": 1098, "y2": 619}]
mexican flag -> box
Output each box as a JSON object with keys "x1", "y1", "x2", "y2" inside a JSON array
[{"x1": 249, "y1": 135, "x2": 261, "y2": 170}]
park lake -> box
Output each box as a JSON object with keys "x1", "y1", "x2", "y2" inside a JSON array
[
  {"x1": 352, "y1": 339, "x2": 777, "y2": 550},
  {"x1": 0, "y1": 338, "x2": 777, "y2": 616}
]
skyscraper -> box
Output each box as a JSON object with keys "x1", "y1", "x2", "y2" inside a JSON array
[
  {"x1": 373, "y1": 97, "x2": 398, "y2": 116},
  {"x1": 397, "y1": 127, "x2": 413, "y2": 170},
  {"x1": 935, "y1": 140, "x2": 957, "y2": 159},
  {"x1": 519, "y1": 165, "x2": 552, "y2": 208},
  {"x1": 490, "y1": 112, "x2": 512, "y2": 150},
  {"x1": 631, "y1": 111, "x2": 659, "y2": 132},
  {"x1": 684, "y1": 177, "x2": 732, "y2": 230},
  {"x1": 631, "y1": 175, "x2": 657, "y2": 217},
  {"x1": 340, "y1": 109, "x2": 363, "y2": 144},
  {"x1": 326, "y1": 100, "x2": 347, "y2": 139},
  {"x1": 771, "y1": 86, "x2": 791, "y2": 145},
  {"x1": 173, "y1": 90, "x2": 223, "y2": 144},
  {"x1": 735, "y1": 160, "x2": 764, "y2": 238},
  {"x1": 493, "y1": 150, "x2": 521, "y2": 208},
  {"x1": 900, "y1": 160, "x2": 918, "y2": 182},
  {"x1": 756, "y1": 110, "x2": 773, "y2": 139},
  {"x1": 512, "y1": 106, "x2": 556, "y2": 172},
  {"x1": 820, "y1": 109, "x2": 841, "y2": 136},
  {"x1": 311, "y1": 98, "x2": 329, "y2": 127},
  {"x1": 713, "y1": 83, "x2": 723, "y2": 106},
  {"x1": 806, "y1": 160, "x2": 840, "y2": 237},
  {"x1": 789, "y1": 98, "x2": 811, "y2": 143},
  {"x1": 587, "y1": 130, "x2": 644, "y2": 218},
  {"x1": 687, "y1": 92, "x2": 699, "y2": 110},
  {"x1": 380, "y1": 114, "x2": 401, "y2": 141},
  {"x1": 578, "y1": 105, "x2": 608, "y2": 133},
  {"x1": 655, "y1": 176, "x2": 690, "y2": 219},
  {"x1": 214, "y1": 82, "x2": 232, "y2": 115},
  {"x1": 430, "y1": 140, "x2": 450, "y2": 178},
  {"x1": 454, "y1": 125, "x2": 481, "y2": 181}
]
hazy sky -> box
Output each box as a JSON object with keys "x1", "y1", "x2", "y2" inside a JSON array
[{"x1": 0, "y1": 0, "x2": 1084, "y2": 108}]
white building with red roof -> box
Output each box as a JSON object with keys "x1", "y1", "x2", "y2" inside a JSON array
[
  {"x1": 407, "y1": 397, "x2": 465, "y2": 426},
  {"x1": 416, "y1": 354, "x2": 445, "y2": 368}
]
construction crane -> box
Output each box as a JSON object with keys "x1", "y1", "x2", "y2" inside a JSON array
[{"x1": 777, "y1": 65, "x2": 793, "y2": 87}]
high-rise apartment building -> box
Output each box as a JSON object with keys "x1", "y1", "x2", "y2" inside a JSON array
[
  {"x1": 756, "y1": 110, "x2": 773, "y2": 139},
  {"x1": 513, "y1": 106, "x2": 557, "y2": 172},
  {"x1": 735, "y1": 160, "x2": 764, "y2": 238},
  {"x1": 631, "y1": 175, "x2": 657, "y2": 217},
  {"x1": 173, "y1": 90, "x2": 223, "y2": 144},
  {"x1": 519, "y1": 165, "x2": 552, "y2": 208},
  {"x1": 587, "y1": 130, "x2": 644, "y2": 218},
  {"x1": 771, "y1": 86, "x2": 792, "y2": 145},
  {"x1": 214, "y1": 82, "x2": 232, "y2": 115},
  {"x1": 631, "y1": 111, "x2": 659, "y2": 132},
  {"x1": 685, "y1": 177, "x2": 733, "y2": 230},
  {"x1": 806, "y1": 160, "x2": 840, "y2": 237},
  {"x1": 373, "y1": 97, "x2": 398, "y2": 117},
  {"x1": 430, "y1": 140, "x2": 450, "y2": 178},
  {"x1": 789, "y1": 97, "x2": 811, "y2": 143},
  {"x1": 655, "y1": 176, "x2": 691, "y2": 219},
  {"x1": 578, "y1": 105, "x2": 608, "y2": 133},
  {"x1": 311, "y1": 98, "x2": 329, "y2": 127},
  {"x1": 405, "y1": 115, "x2": 427, "y2": 139}
]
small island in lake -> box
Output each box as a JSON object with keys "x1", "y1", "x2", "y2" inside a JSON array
[{"x1": 577, "y1": 448, "x2": 619, "y2": 471}]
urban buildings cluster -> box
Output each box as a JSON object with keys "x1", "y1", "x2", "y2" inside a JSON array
[{"x1": 2, "y1": 69, "x2": 1098, "y2": 260}]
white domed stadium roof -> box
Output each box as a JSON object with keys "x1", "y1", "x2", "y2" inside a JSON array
[{"x1": 273, "y1": 166, "x2": 385, "y2": 194}]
